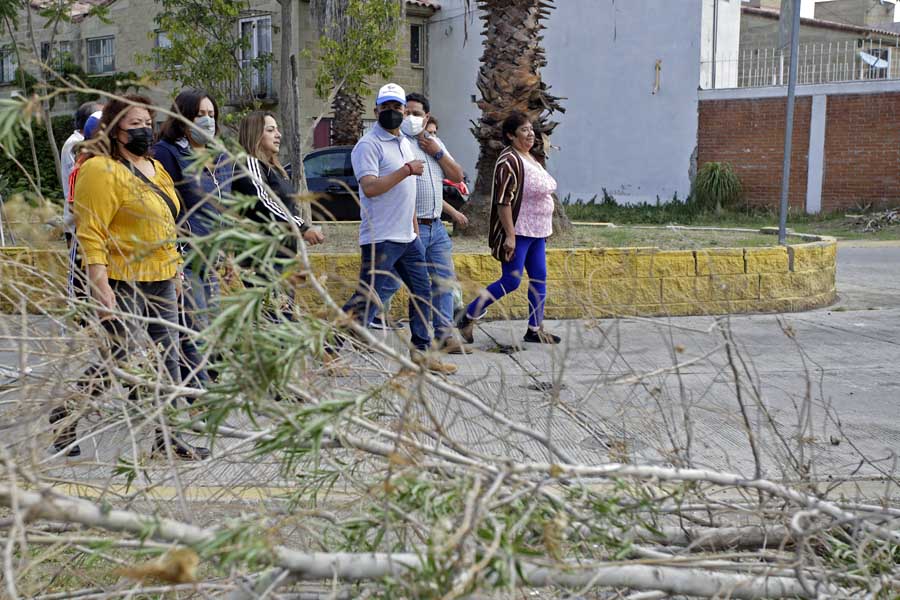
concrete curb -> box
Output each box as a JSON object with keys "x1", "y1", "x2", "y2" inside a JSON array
[
  {"x1": 0, "y1": 230, "x2": 839, "y2": 317},
  {"x1": 293, "y1": 232, "x2": 838, "y2": 319}
]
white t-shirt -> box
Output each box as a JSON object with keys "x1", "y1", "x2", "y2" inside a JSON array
[{"x1": 60, "y1": 130, "x2": 83, "y2": 233}]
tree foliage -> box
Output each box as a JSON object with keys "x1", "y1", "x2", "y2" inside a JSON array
[
  {"x1": 143, "y1": 0, "x2": 271, "y2": 105},
  {"x1": 311, "y1": 0, "x2": 401, "y2": 101}
]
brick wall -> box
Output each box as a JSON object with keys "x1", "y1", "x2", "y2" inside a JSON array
[
  {"x1": 697, "y1": 97, "x2": 811, "y2": 210},
  {"x1": 821, "y1": 93, "x2": 900, "y2": 211},
  {"x1": 698, "y1": 91, "x2": 900, "y2": 211}
]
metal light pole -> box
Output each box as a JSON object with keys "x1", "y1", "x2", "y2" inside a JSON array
[{"x1": 778, "y1": 0, "x2": 802, "y2": 245}]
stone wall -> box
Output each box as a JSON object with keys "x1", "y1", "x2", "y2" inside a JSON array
[
  {"x1": 0, "y1": 237, "x2": 838, "y2": 318},
  {"x1": 290, "y1": 237, "x2": 838, "y2": 320}
]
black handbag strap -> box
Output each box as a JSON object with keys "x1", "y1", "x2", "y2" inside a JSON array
[{"x1": 120, "y1": 159, "x2": 181, "y2": 225}]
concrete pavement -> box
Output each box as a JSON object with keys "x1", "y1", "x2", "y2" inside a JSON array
[{"x1": 0, "y1": 244, "x2": 897, "y2": 499}]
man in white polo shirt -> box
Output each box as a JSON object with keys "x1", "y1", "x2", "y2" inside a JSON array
[{"x1": 338, "y1": 83, "x2": 457, "y2": 375}]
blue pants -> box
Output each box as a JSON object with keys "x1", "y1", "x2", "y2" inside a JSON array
[
  {"x1": 466, "y1": 235, "x2": 547, "y2": 329},
  {"x1": 377, "y1": 221, "x2": 457, "y2": 340},
  {"x1": 179, "y1": 267, "x2": 220, "y2": 387},
  {"x1": 343, "y1": 238, "x2": 433, "y2": 350}
]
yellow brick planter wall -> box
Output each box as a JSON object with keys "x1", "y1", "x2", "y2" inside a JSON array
[
  {"x1": 0, "y1": 248, "x2": 68, "y2": 313},
  {"x1": 289, "y1": 236, "x2": 838, "y2": 320},
  {"x1": 1, "y1": 236, "x2": 838, "y2": 318}
]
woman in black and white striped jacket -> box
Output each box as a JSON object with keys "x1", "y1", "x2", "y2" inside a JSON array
[{"x1": 231, "y1": 111, "x2": 325, "y2": 273}]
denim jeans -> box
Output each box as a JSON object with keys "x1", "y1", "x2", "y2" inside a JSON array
[
  {"x1": 106, "y1": 279, "x2": 181, "y2": 384},
  {"x1": 342, "y1": 238, "x2": 433, "y2": 350},
  {"x1": 377, "y1": 221, "x2": 457, "y2": 340},
  {"x1": 179, "y1": 267, "x2": 220, "y2": 387}
]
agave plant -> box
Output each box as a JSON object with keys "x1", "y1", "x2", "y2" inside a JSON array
[{"x1": 692, "y1": 161, "x2": 744, "y2": 214}]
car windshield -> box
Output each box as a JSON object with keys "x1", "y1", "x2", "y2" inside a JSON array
[{"x1": 304, "y1": 151, "x2": 353, "y2": 179}]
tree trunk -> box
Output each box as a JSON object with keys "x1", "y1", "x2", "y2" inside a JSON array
[
  {"x1": 290, "y1": 55, "x2": 312, "y2": 222},
  {"x1": 330, "y1": 86, "x2": 363, "y2": 146},
  {"x1": 24, "y1": 3, "x2": 61, "y2": 191},
  {"x1": 461, "y1": 0, "x2": 569, "y2": 237},
  {"x1": 277, "y1": 1, "x2": 296, "y2": 175}
]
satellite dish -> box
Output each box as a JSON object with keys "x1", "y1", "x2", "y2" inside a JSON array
[{"x1": 860, "y1": 51, "x2": 889, "y2": 69}]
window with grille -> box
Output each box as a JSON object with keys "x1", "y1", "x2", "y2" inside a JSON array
[
  {"x1": 154, "y1": 31, "x2": 180, "y2": 68},
  {"x1": 410, "y1": 23, "x2": 424, "y2": 66},
  {"x1": 86, "y1": 36, "x2": 115, "y2": 74},
  {"x1": 40, "y1": 40, "x2": 72, "y2": 69},
  {"x1": 238, "y1": 15, "x2": 273, "y2": 98},
  {"x1": 0, "y1": 46, "x2": 16, "y2": 84}
]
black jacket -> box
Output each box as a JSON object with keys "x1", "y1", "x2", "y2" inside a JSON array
[
  {"x1": 231, "y1": 156, "x2": 308, "y2": 261},
  {"x1": 232, "y1": 156, "x2": 308, "y2": 232}
]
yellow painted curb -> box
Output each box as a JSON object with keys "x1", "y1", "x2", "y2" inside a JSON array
[
  {"x1": 291, "y1": 236, "x2": 838, "y2": 319},
  {"x1": 50, "y1": 483, "x2": 295, "y2": 502},
  {"x1": 1, "y1": 234, "x2": 839, "y2": 318}
]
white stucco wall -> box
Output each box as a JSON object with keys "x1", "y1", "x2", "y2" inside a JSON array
[
  {"x1": 427, "y1": 0, "x2": 709, "y2": 205},
  {"x1": 425, "y1": 1, "x2": 482, "y2": 188},
  {"x1": 700, "y1": 0, "x2": 742, "y2": 89}
]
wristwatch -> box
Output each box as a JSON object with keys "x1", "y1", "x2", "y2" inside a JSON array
[{"x1": 432, "y1": 150, "x2": 445, "y2": 161}]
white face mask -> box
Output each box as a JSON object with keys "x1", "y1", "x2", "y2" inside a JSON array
[
  {"x1": 191, "y1": 115, "x2": 216, "y2": 145},
  {"x1": 400, "y1": 115, "x2": 426, "y2": 137}
]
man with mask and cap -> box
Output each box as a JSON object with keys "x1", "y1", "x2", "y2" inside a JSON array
[
  {"x1": 335, "y1": 83, "x2": 458, "y2": 375},
  {"x1": 371, "y1": 92, "x2": 470, "y2": 354}
]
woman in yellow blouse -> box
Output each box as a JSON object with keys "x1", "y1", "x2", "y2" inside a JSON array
[{"x1": 63, "y1": 94, "x2": 208, "y2": 460}]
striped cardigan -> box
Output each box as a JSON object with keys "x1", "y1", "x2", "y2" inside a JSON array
[{"x1": 488, "y1": 146, "x2": 526, "y2": 262}]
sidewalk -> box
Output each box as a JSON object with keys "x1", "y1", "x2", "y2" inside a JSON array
[{"x1": 0, "y1": 246, "x2": 897, "y2": 498}]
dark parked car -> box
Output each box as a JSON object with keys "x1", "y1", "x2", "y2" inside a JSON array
[{"x1": 302, "y1": 146, "x2": 360, "y2": 221}]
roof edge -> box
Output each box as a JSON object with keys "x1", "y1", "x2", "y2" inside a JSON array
[{"x1": 742, "y1": 6, "x2": 900, "y2": 39}]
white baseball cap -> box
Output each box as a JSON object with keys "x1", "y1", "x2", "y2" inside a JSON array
[{"x1": 376, "y1": 83, "x2": 406, "y2": 106}]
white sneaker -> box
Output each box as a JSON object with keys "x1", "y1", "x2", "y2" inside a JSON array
[{"x1": 369, "y1": 316, "x2": 405, "y2": 331}]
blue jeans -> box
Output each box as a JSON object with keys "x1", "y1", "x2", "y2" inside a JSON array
[
  {"x1": 343, "y1": 238, "x2": 433, "y2": 350},
  {"x1": 466, "y1": 235, "x2": 547, "y2": 329},
  {"x1": 377, "y1": 221, "x2": 457, "y2": 340},
  {"x1": 179, "y1": 267, "x2": 220, "y2": 387}
]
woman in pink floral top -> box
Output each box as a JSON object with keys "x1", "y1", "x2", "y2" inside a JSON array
[{"x1": 457, "y1": 112, "x2": 561, "y2": 345}]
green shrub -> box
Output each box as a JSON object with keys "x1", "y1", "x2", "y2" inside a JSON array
[
  {"x1": 0, "y1": 114, "x2": 71, "y2": 203},
  {"x1": 563, "y1": 191, "x2": 702, "y2": 225},
  {"x1": 691, "y1": 161, "x2": 743, "y2": 214}
]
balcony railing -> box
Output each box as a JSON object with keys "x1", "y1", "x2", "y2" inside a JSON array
[
  {"x1": 701, "y1": 39, "x2": 900, "y2": 89},
  {"x1": 226, "y1": 62, "x2": 275, "y2": 105}
]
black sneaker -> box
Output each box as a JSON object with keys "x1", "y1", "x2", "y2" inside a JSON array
[
  {"x1": 454, "y1": 309, "x2": 477, "y2": 344},
  {"x1": 153, "y1": 432, "x2": 210, "y2": 460},
  {"x1": 523, "y1": 328, "x2": 561, "y2": 345}
]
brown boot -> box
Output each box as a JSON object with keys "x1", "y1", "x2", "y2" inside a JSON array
[
  {"x1": 438, "y1": 336, "x2": 472, "y2": 355},
  {"x1": 411, "y1": 351, "x2": 458, "y2": 375}
]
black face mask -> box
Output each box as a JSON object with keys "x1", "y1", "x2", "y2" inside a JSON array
[
  {"x1": 122, "y1": 127, "x2": 153, "y2": 156},
  {"x1": 377, "y1": 109, "x2": 404, "y2": 131}
]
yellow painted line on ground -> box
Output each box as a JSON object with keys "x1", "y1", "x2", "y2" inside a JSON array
[{"x1": 50, "y1": 483, "x2": 297, "y2": 502}]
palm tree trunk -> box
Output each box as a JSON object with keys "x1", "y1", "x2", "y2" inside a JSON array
[
  {"x1": 330, "y1": 86, "x2": 364, "y2": 146},
  {"x1": 462, "y1": 0, "x2": 568, "y2": 237}
]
